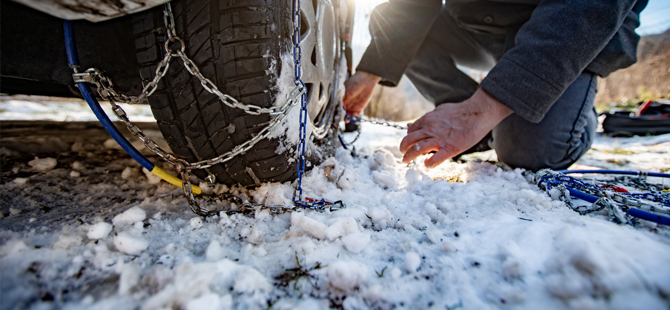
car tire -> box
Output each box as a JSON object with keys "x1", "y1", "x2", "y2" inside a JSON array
[{"x1": 132, "y1": 0, "x2": 345, "y2": 186}]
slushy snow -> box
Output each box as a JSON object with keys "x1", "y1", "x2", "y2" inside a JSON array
[
  {"x1": 87, "y1": 222, "x2": 113, "y2": 240},
  {"x1": 1, "y1": 120, "x2": 669, "y2": 310},
  {"x1": 114, "y1": 232, "x2": 149, "y2": 255},
  {"x1": 112, "y1": 206, "x2": 146, "y2": 227}
]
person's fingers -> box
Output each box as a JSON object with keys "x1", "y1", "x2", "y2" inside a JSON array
[
  {"x1": 406, "y1": 117, "x2": 423, "y2": 133},
  {"x1": 399, "y1": 130, "x2": 430, "y2": 154},
  {"x1": 343, "y1": 78, "x2": 376, "y2": 116},
  {"x1": 402, "y1": 139, "x2": 440, "y2": 164},
  {"x1": 424, "y1": 148, "x2": 457, "y2": 168},
  {"x1": 343, "y1": 94, "x2": 362, "y2": 115},
  {"x1": 345, "y1": 99, "x2": 364, "y2": 116},
  {"x1": 343, "y1": 78, "x2": 361, "y2": 109},
  {"x1": 407, "y1": 112, "x2": 434, "y2": 133},
  {"x1": 343, "y1": 86, "x2": 358, "y2": 105}
]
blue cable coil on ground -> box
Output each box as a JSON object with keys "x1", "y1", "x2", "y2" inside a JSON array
[{"x1": 538, "y1": 169, "x2": 670, "y2": 225}]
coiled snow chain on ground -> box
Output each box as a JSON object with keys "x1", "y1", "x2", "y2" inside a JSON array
[
  {"x1": 536, "y1": 169, "x2": 670, "y2": 226},
  {"x1": 64, "y1": 1, "x2": 343, "y2": 216}
]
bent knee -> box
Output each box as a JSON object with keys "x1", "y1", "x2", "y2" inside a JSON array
[{"x1": 495, "y1": 147, "x2": 567, "y2": 171}]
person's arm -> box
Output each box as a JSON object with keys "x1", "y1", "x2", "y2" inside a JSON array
[
  {"x1": 399, "y1": 89, "x2": 512, "y2": 166},
  {"x1": 343, "y1": 0, "x2": 441, "y2": 116},
  {"x1": 480, "y1": 0, "x2": 640, "y2": 123},
  {"x1": 355, "y1": 0, "x2": 442, "y2": 87},
  {"x1": 400, "y1": 0, "x2": 643, "y2": 168}
]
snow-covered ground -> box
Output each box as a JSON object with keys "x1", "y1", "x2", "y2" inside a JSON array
[
  {"x1": 0, "y1": 96, "x2": 155, "y2": 122},
  {"x1": 1, "y1": 97, "x2": 670, "y2": 310}
]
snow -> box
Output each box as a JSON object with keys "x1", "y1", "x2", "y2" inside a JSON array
[
  {"x1": 326, "y1": 260, "x2": 369, "y2": 293},
  {"x1": 205, "y1": 240, "x2": 225, "y2": 261},
  {"x1": 2, "y1": 110, "x2": 670, "y2": 309},
  {"x1": 142, "y1": 167, "x2": 162, "y2": 185},
  {"x1": 291, "y1": 211, "x2": 328, "y2": 240},
  {"x1": 404, "y1": 252, "x2": 421, "y2": 273},
  {"x1": 52, "y1": 233, "x2": 83, "y2": 249},
  {"x1": 269, "y1": 53, "x2": 314, "y2": 155},
  {"x1": 114, "y1": 232, "x2": 149, "y2": 255},
  {"x1": 28, "y1": 156, "x2": 57, "y2": 172},
  {"x1": 0, "y1": 240, "x2": 30, "y2": 257},
  {"x1": 71, "y1": 161, "x2": 85, "y2": 171},
  {"x1": 0, "y1": 96, "x2": 155, "y2": 122},
  {"x1": 112, "y1": 206, "x2": 146, "y2": 227},
  {"x1": 121, "y1": 166, "x2": 136, "y2": 179},
  {"x1": 341, "y1": 233, "x2": 370, "y2": 253},
  {"x1": 118, "y1": 262, "x2": 141, "y2": 295},
  {"x1": 12, "y1": 178, "x2": 28, "y2": 185},
  {"x1": 325, "y1": 217, "x2": 359, "y2": 240},
  {"x1": 185, "y1": 293, "x2": 230, "y2": 310},
  {"x1": 87, "y1": 222, "x2": 113, "y2": 240},
  {"x1": 189, "y1": 217, "x2": 204, "y2": 229}
]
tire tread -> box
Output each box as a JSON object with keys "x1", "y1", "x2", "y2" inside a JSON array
[{"x1": 132, "y1": 0, "x2": 302, "y2": 186}]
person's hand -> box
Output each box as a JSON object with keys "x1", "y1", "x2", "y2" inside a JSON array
[
  {"x1": 343, "y1": 71, "x2": 382, "y2": 116},
  {"x1": 399, "y1": 89, "x2": 513, "y2": 167}
]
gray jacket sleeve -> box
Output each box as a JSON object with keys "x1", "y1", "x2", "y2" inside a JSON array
[
  {"x1": 480, "y1": 0, "x2": 639, "y2": 123},
  {"x1": 355, "y1": 0, "x2": 442, "y2": 87}
]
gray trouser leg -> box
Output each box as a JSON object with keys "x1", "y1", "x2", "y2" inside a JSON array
[
  {"x1": 404, "y1": 8, "x2": 496, "y2": 104},
  {"x1": 491, "y1": 71, "x2": 598, "y2": 170}
]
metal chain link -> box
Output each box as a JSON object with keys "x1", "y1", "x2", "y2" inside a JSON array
[
  {"x1": 80, "y1": 4, "x2": 306, "y2": 171},
  {"x1": 536, "y1": 169, "x2": 670, "y2": 225},
  {"x1": 338, "y1": 126, "x2": 361, "y2": 149},
  {"x1": 289, "y1": 0, "x2": 345, "y2": 211},
  {"x1": 73, "y1": 2, "x2": 305, "y2": 215},
  {"x1": 338, "y1": 114, "x2": 405, "y2": 150},
  {"x1": 73, "y1": 2, "x2": 342, "y2": 215},
  {"x1": 85, "y1": 56, "x2": 304, "y2": 216},
  {"x1": 292, "y1": 0, "x2": 311, "y2": 208},
  {"x1": 345, "y1": 114, "x2": 408, "y2": 131}
]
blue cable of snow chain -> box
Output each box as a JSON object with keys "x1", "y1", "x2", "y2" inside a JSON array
[
  {"x1": 559, "y1": 169, "x2": 670, "y2": 178},
  {"x1": 565, "y1": 187, "x2": 597, "y2": 203},
  {"x1": 564, "y1": 184, "x2": 670, "y2": 225},
  {"x1": 628, "y1": 208, "x2": 670, "y2": 226},
  {"x1": 64, "y1": 20, "x2": 153, "y2": 171},
  {"x1": 338, "y1": 134, "x2": 349, "y2": 150}
]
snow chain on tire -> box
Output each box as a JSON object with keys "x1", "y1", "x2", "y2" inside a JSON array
[{"x1": 73, "y1": 2, "x2": 342, "y2": 216}]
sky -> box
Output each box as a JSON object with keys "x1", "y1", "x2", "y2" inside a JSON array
[{"x1": 638, "y1": 0, "x2": 670, "y2": 35}]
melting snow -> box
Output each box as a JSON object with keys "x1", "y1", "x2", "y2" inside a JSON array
[{"x1": 1, "y1": 116, "x2": 669, "y2": 309}]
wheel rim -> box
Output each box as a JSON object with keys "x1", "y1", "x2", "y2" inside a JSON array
[{"x1": 300, "y1": 0, "x2": 340, "y2": 139}]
